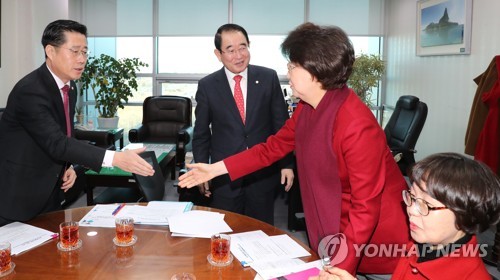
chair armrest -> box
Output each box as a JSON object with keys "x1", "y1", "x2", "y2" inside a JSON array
[
  {"x1": 75, "y1": 129, "x2": 115, "y2": 150},
  {"x1": 128, "y1": 125, "x2": 148, "y2": 143},
  {"x1": 176, "y1": 126, "x2": 193, "y2": 166}
]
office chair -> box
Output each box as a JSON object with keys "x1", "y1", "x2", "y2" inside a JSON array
[
  {"x1": 129, "y1": 96, "x2": 193, "y2": 179},
  {"x1": 384, "y1": 95, "x2": 428, "y2": 176},
  {"x1": 132, "y1": 151, "x2": 166, "y2": 201}
]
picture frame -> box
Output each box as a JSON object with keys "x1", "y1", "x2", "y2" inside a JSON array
[{"x1": 416, "y1": 0, "x2": 472, "y2": 56}]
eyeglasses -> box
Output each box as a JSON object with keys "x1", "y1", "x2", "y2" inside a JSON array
[
  {"x1": 287, "y1": 63, "x2": 297, "y2": 73},
  {"x1": 58, "y1": 46, "x2": 89, "y2": 58},
  {"x1": 220, "y1": 45, "x2": 249, "y2": 56},
  {"x1": 402, "y1": 190, "x2": 448, "y2": 216}
]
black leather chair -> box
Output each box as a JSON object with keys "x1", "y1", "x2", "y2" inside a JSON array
[
  {"x1": 129, "y1": 96, "x2": 193, "y2": 178},
  {"x1": 384, "y1": 95, "x2": 428, "y2": 176},
  {"x1": 0, "y1": 108, "x2": 5, "y2": 120}
]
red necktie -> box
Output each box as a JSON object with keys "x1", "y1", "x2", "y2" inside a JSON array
[
  {"x1": 61, "y1": 85, "x2": 71, "y2": 136},
  {"x1": 233, "y1": 75, "x2": 245, "y2": 123}
]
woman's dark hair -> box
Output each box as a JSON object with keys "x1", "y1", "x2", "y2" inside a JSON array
[
  {"x1": 41, "y1": 20, "x2": 87, "y2": 58},
  {"x1": 281, "y1": 22, "x2": 355, "y2": 90},
  {"x1": 214, "y1": 23, "x2": 250, "y2": 52},
  {"x1": 409, "y1": 152, "x2": 500, "y2": 234}
]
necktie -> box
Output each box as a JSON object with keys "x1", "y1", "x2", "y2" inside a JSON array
[
  {"x1": 233, "y1": 75, "x2": 245, "y2": 124},
  {"x1": 61, "y1": 85, "x2": 71, "y2": 136}
]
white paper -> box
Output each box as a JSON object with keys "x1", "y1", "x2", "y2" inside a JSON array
[
  {"x1": 168, "y1": 210, "x2": 232, "y2": 237},
  {"x1": 119, "y1": 201, "x2": 193, "y2": 225},
  {"x1": 79, "y1": 202, "x2": 193, "y2": 227},
  {"x1": 253, "y1": 260, "x2": 322, "y2": 280},
  {"x1": 230, "y1": 230, "x2": 270, "y2": 266},
  {"x1": 232, "y1": 234, "x2": 311, "y2": 267},
  {"x1": 79, "y1": 204, "x2": 122, "y2": 227},
  {"x1": 0, "y1": 222, "x2": 57, "y2": 255}
]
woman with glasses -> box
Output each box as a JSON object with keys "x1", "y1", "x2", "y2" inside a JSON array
[
  {"x1": 179, "y1": 22, "x2": 410, "y2": 278},
  {"x1": 312, "y1": 152, "x2": 500, "y2": 280}
]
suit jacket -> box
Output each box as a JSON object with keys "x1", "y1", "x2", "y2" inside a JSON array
[
  {"x1": 224, "y1": 91, "x2": 410, "y2": 274},
  {"x1": 0, "y1": 63, "x2": 105, "y2": 221},
  {"x1": 392, "y1": 237, "x2": 490, "y2": 280},
  {"x1": 193, "y1": 65, "x2": 292, "y2": 189}
]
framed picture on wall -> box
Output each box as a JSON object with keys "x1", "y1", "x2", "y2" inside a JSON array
[{"x1": 416, "y1": 0, "x2": 472, "y2": 56}]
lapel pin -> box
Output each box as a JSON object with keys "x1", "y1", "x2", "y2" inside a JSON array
[{"x1": 255, "y1": 80, "x2": 259, "y2": 84}]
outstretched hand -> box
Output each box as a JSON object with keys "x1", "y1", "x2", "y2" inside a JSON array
[
  {"x1": 178, "y1": 161, "x2": 228, "y2": 188},
  {"x1": 113, "y1": 147, "x2": 154, "y2": 176}
]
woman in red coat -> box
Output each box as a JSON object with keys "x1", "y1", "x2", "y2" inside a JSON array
[
  {"x1": 312, "y1": 153, "x2": 500, "y2": 280},
  {"x1": 179, "y1": 23, "x2": 409, "y2": 277}
]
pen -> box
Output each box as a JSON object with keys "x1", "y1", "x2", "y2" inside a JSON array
[{"x1": 112, "y1": 203, "x2": 126, "y2": 216}]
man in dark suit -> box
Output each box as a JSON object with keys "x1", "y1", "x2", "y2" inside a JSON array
[
  {"x1": 0, "y1": 20, "x2": 154, "y2": 227},
  {"x1": 192, "y1": 24, "x2": 294, "y2": 224}
]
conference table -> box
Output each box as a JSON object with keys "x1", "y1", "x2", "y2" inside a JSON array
[{"x1": 10, "y1": 205, "x2": 318, "y2": 279}]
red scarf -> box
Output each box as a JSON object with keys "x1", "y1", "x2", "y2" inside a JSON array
[{"x1": 295, "y1": 86, "x2": 349, "y2": 251}]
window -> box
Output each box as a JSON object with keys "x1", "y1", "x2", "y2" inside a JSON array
[{"x1": 77, "y1": 0, "x2": 386, "y2": 139}]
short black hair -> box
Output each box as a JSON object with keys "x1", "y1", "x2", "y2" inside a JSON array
[
  {"x1": 410, "y1": 153, "x2": 500, "y2": 234},
  {"x1": 281, "y1": 22, "x2": 355, "y2": 90},
  {"x1": 41, "y1": 19, "x2": 87, "y2": 57},
  {"x1": 214, "y1": 23, "x2": 250, "y2": 52}
]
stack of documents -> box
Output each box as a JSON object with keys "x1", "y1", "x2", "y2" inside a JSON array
[
  {"x1": 168, "y1": 210, "x2": 233, "y2": 238},
  {"x1": 228, "y1": 230, "x2": 316, "y2": 280},
  {"x1": 79, "y1": 201, "x2": 193, "y2": 227},
  {"x1": 0, "y1": 222, "x2": 57, "y2": 255}
]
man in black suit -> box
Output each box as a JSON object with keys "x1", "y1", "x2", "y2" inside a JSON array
[
  {"x1": 0, "y1": 20, "x2": 154, "y2": 227},
  {"x1": 192, "y1": 24, "x2": 294, "y2": 224}
]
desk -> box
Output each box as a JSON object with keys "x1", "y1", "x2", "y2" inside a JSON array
[
  {"x1": 85, "y1": 148, "x2": 176, "y2": 205},
  {"x1": 11, "y1": 206, "x2": 317, "y2": 279}
]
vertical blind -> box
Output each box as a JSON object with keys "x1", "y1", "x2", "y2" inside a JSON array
[{"x1": 79, "y1": 0, "x2": 385, "y2": 36}]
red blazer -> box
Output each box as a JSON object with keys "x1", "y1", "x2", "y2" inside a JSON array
[
  {"x1": 225, "y1": 91, "x2": 410, "y2": 274},
  {"x1": 392, "y1": 236, "x2": 490, "y2": 280}
]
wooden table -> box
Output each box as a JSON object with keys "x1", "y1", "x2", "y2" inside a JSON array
[{"x1": 10, "y1": 206, "x2": 317, "y2": 279}]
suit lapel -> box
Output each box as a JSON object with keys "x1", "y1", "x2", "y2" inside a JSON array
[
  {"x1": 39, "y1": 64, "x2": 68, "y2": 134},
  {"x1": 214, "y1": 68, "x2": 244, "y2": 125}
]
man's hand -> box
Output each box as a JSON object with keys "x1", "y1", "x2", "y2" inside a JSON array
[
  {"x1": 60, "y1": 166, "x2": 77, "y2": 192},
  {"x1": 112, "y1": 147, "x2": 154, "y2": 176},
  {"x1": 198, "y1": 181, "x2": 211, "y2": 197},
  {"x1": 178, "y1": 161, "x2": 228, "y2": 188},
  {"x1": 281, "y1": 168, "x2": 294, "y2": 191}
]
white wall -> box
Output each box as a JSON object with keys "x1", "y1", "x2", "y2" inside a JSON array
[
  {"x1": 0, "y1": 0, "x2": 68, "y2": 106},
  {"x1": 384, "y1": 0, "x2": 500, "y2": 160}
]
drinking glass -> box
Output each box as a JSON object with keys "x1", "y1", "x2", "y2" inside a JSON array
[
  {"x1": 0, "y1": 242, "x2": 15, "y2": 276},
  {"x1": 207, "y1": 234, "x2": 233, "y2": 267},
  {"x1": 113, "y1": 217, "x2": 137, "y2": 246},
  {"x1": 58, "y1": 221, "x2": 82, "y2": 251}
]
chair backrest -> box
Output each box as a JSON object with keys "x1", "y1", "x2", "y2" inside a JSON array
[
  {"x1": 0, "y1": 108, "x2": 5, "y2": 120},
  {"x1": 132, "y1": 151, "x2": 165, "y2": 202},
  {"x1": 385, "y1": 95, "x2": 428, "y2": 152},
  {"x1": 142, "y1": 96, "x2": 192, "y2": 143}
]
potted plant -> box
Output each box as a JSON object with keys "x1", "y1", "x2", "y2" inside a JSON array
[
  {"x1": 347, "y1": 53, "x2": 385, "y2": 107},
  {"x1": 79, "y1": 54, "x2": 148, "y2": 129}
]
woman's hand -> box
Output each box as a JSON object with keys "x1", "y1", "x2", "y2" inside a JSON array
[
  {"x1": 308, "y1": 267, "x2": 356, "y2": 280},
  {"x1": 178, "y1": 161, "x2": 228, "y2": 188}
]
